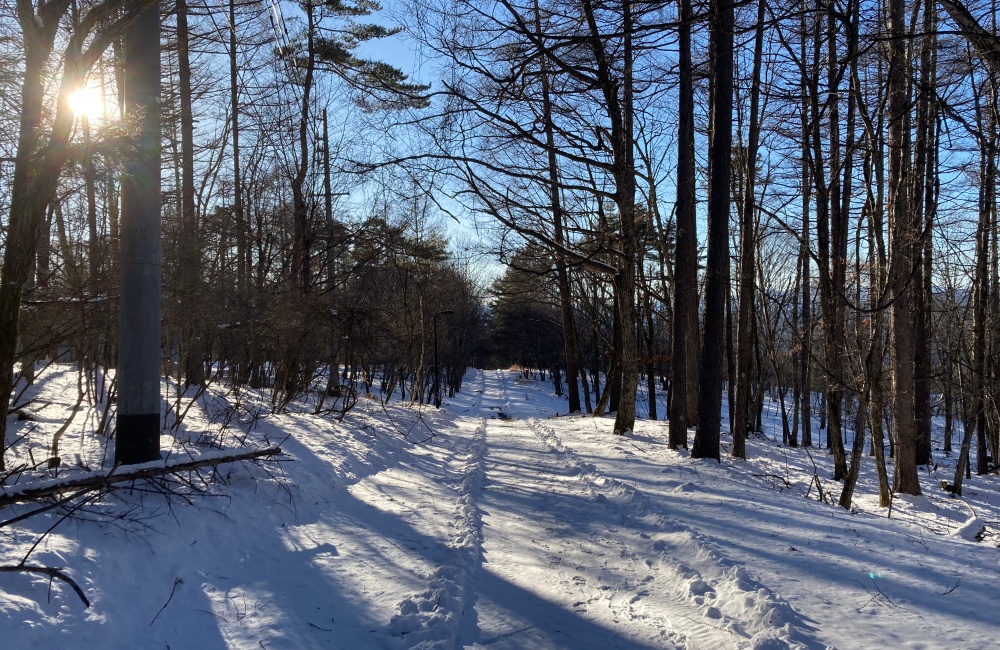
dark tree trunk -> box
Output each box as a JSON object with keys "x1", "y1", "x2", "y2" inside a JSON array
[
  {"x1": 535, "y1": 2, "x2": 581, "y2": 414},
  {"x1": 83, "y1": 116, "x2": 100, "y2": 285},
  {"x1": 826, "y1": 5, "x2": 848, "y2": 481},
  {"x1": 581, "y1": 0, "x2": 638, "y2": 435},
  {"x1": 693, "y1": 0, "x2": 734, "y2": 461},
  {"x1": 912, "y1": 0, "x2": 937, "y2": 467},
  {"x1": 669, "y1": 0, "x2": 698, "y2": 450},
  {"x1": 291, "y1": 3, "x2": 316, "y2": 295},
  {"x1": 973, "y1": 128, "x2": 994, "y2": 477},
  {"x1": 231, "y1": 0, "x2": 247, "y2": 298},
  {"x1": 888, "y1": 0, "x2": 921, "y2": 495},
  {"x1": 732, "y1": 0, "x2": 765, "y2": 459},
  {"x1": 798, "y1": 7, "x2": 813, "y2": 448},
  {"x1": 810, "y1": 1, "x2": 846, "y2": 479}
]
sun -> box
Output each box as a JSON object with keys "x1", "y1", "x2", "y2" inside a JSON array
[{"x1": 67, "y1": 86, "x2": 104, "y2": 120}]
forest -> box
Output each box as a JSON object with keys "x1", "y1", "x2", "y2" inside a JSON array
[{"x1": 1, "y1": 0, "x2": 1000, "y2": 646}]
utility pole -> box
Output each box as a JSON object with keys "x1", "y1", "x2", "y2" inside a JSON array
[{"x1": 116, "y1": 1, "x2": 162, "y2": 465}]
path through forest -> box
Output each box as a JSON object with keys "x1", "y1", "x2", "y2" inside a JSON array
[
  {"x1": 3, "y1": 366, "x2": 998, "y2": 649},
  {"x1": 317, "y1": 369, "x2": 817, "y2": 649},
  {"x1": 450, "y1": 370, "x2": 811, "y2": 649}
]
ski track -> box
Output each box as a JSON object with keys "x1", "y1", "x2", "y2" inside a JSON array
[
  {"x1": 459, "y1": 370, "x2": 661, "y2": 649},
  {"x1": 387, "y1": 371, "x2": 488, "y2": 649},
  {"x1": 478, "y1": 370, "x2": 814, "y2": 650},
  {"x1": 6, "y1": 366, "x2": 999, "y2": 649}
]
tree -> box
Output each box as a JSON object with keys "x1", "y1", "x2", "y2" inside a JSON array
[
  {"x1": 731, "y1": 0, "x2": 766, "y2": 459},
  {"x1": 692, "y1": 0, "x2": 734, "y2": 461},
  {"x1": 911, "y1": 0, "x2": 938, "y2": 467},
  {"x1": 939, "y1": 0, "x2": 1000, "y2": 70},
  {"x1": 534, "y1": 0, "x2": 582, "y2": 413},
  {"x1": 669, "y1": 0, "x2": 698, "y2": 450},
  {"x1": 887, "y1": 0, "x2": 920, "y2": 495},
  {"x1": 0, "y1": 0, "x2": 159, "y2": 469}
]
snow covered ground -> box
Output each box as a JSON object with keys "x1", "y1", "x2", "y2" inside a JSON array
[{"x1": 1, "y1": 365, "x2": 998, "y2": 649}]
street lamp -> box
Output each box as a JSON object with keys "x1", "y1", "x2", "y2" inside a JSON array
[{"x1": 433, "y1": 310, "x2": 454, "y2": 408}]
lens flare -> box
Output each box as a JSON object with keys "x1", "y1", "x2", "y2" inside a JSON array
[{"x1": 68, "y1": 86, "x2": 103, "y2": 119}]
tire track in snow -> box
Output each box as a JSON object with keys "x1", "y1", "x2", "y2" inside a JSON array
[
  {"x1": 471, "y1": 371, "x2": 682, "y2": 649},
  {"x1": 524, "y1": 416, "x2": 817, "y2": 650},
  {"x1": 490, "y1": 369, "x2": 514, "y2": 419},
  {"x1": 387, "y1": 370, "x2": 488, "y2": 649}
]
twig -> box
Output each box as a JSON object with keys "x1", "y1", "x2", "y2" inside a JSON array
[
  {"x1": 20, "y1": 490, "x2": 104, "y2": 566},
  {"x1": 150, "y1": 578, "x2": 183, "y2": 626},
  {"x1": 855, "y1": 577, "x2": 898, "y2": 610},
  {"x1": 802, "y1": 446, "x2": 829, "y2": 504},
  {"x1": 941, "y1": 578, "x2": 961, "y2": 595},
  {"x1": 752, "y1": 473, "x2": 793, "y2": 488},
  {"x1": 308, "y1": 621, "x2": 334, "y2": 632}
]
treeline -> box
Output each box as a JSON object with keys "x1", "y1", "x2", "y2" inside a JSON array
[
  {"x1": 394, "y1": 0, "x2": 1000, "y2": 508},
  {"x1": 0, "y1": 0, "x2": 482, "y2": 471},
  {"x1": 2, "y1": 0, "x2": 1000, "y2": 512}
]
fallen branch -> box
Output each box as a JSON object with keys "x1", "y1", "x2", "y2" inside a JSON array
[
  {"x1": 150, "y1": 577, "x2": 183, "y2": 626},
  {"x1": 752, "y1": 473, "x2": 793, "y2": 488},
  {"x1": 0, "y1": 447, "x2": 284, "y2": 507},
  {"x1": 0, "y1": 564, "x2": 91, "y2": 608},
  {"x1": 0, "y1": 487, "x2": 93, "y2": 529}
]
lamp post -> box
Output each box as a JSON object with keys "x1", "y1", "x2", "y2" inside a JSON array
[{"x1": 433, "y1": 310, "x2": 454, "y2": 408}]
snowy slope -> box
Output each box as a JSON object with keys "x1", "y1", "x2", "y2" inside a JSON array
[{"x1": 1, "y1": 365, "x2": 998, "y2": 649}]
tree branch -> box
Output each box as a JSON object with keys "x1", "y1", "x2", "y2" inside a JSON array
[
  {"x1": 0, "y1": 447, "x2": 284, "y2": 507},
  {"x1": 938, "y1": 0, "x2": 1000, "y2": 71},
  {"x1": 0, "y1": 564, "x2": 91, "y2": 607}
]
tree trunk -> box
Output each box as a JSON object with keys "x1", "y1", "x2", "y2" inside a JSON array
[
  {"x1": 732, "y1": 0, "x2": 765, "y2": 459},
  {"x1": 535, "y1": 2, "x2": 581, "y2": 414},
  {"x1": 230, "y1": 0, "x2": 247, "y2": 298},
  {"x1": 291, "y1": 3, "x2": 317, "y2": 295},
  {"x1": 798, "y1": 7, "x2": 813, "y2": 448},
  {"x1": 176, "y1": 0, "x2": 205, "y2": 388},
  {"x1": 826, "y1": 5, "x2": 848, "y2": 480},
  {"x1": 693, "y1": 0, "x2": 734, "y2": 461},
  {"x1": 669, "y1": 0, "x2": 698, "y2": 449},
  {"x1": 83, "y1": 116, "x2": 100, "y2": 286},
  {"x1": 581, "y1": 0, "x2": 638, "y2": 435},
  {"x1": 838, "y1": 385, "x2": 868, "y2": 509},
  {"x1": 888, "y1": 0, "x2": 921, "y2": 495},
  {"x1": 912, "y1": 0, "x2": 937, "y2": 467},
  {"x1": 973, "y1": 137, "x2": 993, "y2": 476}
]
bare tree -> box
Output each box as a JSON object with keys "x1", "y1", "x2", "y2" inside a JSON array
[
  {"x1": 693, "y1": 0, "x2": 735, "y2": 461},
  {"x1": 0, "y1": 0, "x2": 158, "y2": 469}
]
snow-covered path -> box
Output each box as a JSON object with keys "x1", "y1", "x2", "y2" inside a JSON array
[
  {"x1": 453, "y1": 370, "x2": 811, "y2": 650},
  {"x1": 4, "y1": 366, "x2": 999, "y2": 649},
  {"x1": 313, "y1": 369, "x2": 812, "y2": 649}
]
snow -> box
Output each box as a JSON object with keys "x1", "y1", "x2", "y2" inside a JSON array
[{"x1": 2, "y1": 365, "x2": 999, "y2": 649}]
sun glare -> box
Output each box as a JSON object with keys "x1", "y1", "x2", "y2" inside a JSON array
[{"x1": 68, "y1": 86, "x2": 103, "y2": 120}]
